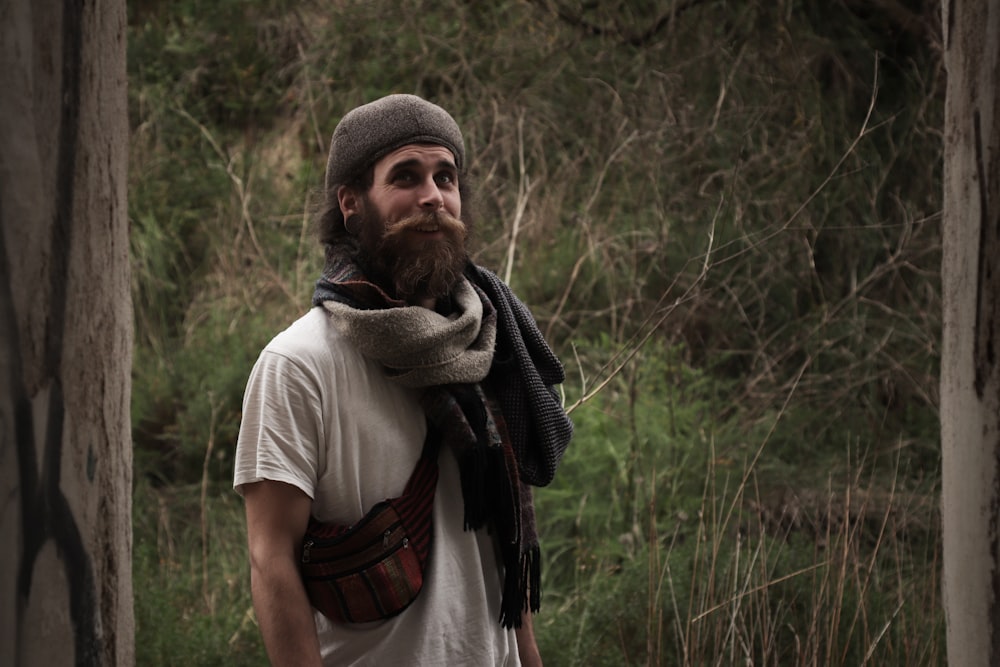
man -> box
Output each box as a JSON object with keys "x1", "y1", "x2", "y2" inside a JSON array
[{"x1": 234, "y1": 94, "x2": 573, "y2": 666}]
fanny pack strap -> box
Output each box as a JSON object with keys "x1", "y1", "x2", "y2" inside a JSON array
[{"x1": 386, "y1": 436, "x2": 439, "y2": 565}]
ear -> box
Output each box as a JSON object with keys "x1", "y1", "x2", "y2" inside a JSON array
[{"x1": 337, "y1": 185, "x2": 362, "y2": 218}]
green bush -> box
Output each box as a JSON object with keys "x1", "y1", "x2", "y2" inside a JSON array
[{"x1": 133, "y1": 479, "x2": 266, "y2": 665}]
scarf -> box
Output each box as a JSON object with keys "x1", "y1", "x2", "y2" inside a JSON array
[{"x1": 312, "y1": 247, "x2": 573, "y2": 628}]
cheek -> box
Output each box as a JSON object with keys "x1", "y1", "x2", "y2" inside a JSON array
[
  {"x1": 445, "y1": 191, "x2": 462, "y2": 218},
  {"x1": 387, "y1": 193, "x2": 421, "y2": 220}
]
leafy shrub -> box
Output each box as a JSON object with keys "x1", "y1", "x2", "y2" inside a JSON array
[{"x1": 133, "y1": 479, "x2": 266, "y2": 665}]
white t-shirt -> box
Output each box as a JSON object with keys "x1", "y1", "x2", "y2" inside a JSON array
[{"x1": 234, "y1": 306, "x2": 520, "y2": 666}]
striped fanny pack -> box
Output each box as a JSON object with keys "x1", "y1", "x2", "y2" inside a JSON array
[{"x1": 300, "y1": 447, "x2": 438, "y2": 623}]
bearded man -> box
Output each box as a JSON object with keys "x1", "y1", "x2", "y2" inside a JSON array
[{"x1": 234, "y1": 94, "x2": 573, "y2": 667}]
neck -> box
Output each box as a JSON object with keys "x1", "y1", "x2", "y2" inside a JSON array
[{"x1": 414, "y1": 295, "x2": 437, "y2": 310}]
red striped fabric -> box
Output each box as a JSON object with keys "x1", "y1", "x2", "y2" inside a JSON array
[{"x1": 300, "y1": 450, "x2": 438, "y2": 623}]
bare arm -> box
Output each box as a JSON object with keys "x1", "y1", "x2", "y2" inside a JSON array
[
  {"x1": 243, "y1": 479, "x2": 324, "y2": 667},
  {"x1": 515, "y1": 610, "x2": 543, "y2": 667}
]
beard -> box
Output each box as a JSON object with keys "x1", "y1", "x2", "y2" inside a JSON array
[{"x1": 356, "y1": 205, "x2": 470, "y2": 304}]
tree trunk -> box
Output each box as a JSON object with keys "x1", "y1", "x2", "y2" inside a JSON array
[
  {"x1": 0, "y1": 0, "x2": 134, "y2": 665},
  {"x1": 941, "y1": 0, "x2": 1000, "y2": 665}
]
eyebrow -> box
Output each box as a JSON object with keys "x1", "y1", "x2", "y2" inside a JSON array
[{"x1": 386, "y1": 157, "x2": 457, "y2": 174}]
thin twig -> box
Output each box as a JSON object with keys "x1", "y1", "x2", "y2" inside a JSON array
[
  {"x1": 565, "y1": 192, "x2": 720, "y2": 414},
  {"x1": 711, "y1": 56, "x2": 883, "y2": 269},
  {"x1": 177, "y1": 106, "x2": 298, "y2": 305},
  {"x1": 200, "y1": 393, "x2": 220, "y2": 607},
  {"x1": 503, "y1": 112, "x2": 536, "y2": 284},
  {"x1": 692, "y1": 561, "x2": 831, "y2": 623}
]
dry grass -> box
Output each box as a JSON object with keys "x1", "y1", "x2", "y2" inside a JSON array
[{"x1": 535, "y1": 400, "x2": 942, "y2": 666}]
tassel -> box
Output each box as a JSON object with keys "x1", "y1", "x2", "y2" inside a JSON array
[
  {"x1": 500, "y1": 544, "x2": 543, "y2": 628},
  {"x1": 498, "y1": 543, "x2": 525, "y2": 629},
  {"x1": 458, "y1": 447, "x2": 488, "y2": 530},
  {"x1": 527, "y1": 544, "x2": 541, "y2": 612}
]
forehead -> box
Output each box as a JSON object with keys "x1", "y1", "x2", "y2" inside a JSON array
[{"x1": 372, "y1": 144, "x2": 457, "y2": 173}]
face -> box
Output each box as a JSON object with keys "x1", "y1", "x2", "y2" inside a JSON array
[
  {"x1": 351, "y1": 143, "x2": 462, "y2": 223},
  {"x1": 338, "y1": 144, "x2": 468, "y2": 303}
]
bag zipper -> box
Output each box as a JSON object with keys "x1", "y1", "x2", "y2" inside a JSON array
[{"x1": 302, "y1": 525, "x2": 409, "y2": 567}]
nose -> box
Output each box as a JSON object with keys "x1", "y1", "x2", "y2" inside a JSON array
[{"x1": 417, "y1": 177, "x2": 444, "y2": 210}]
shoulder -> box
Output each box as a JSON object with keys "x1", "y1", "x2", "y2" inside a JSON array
[
  {"x1": 252, "y1": 306, "x2": 381, "y2": 394},
  {"x1": 259, "y1": 306, "x2": 360, "y2": 368},
  {"x1": 264, "y1": 307, "x2": 333, "y2": 358}
]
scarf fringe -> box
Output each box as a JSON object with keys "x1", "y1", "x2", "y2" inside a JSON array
[
  {"x1": 499, "y1": 543, "x2": 542, "y2": 629},
  {"x1": 458, "y1": 446, "x2": 489, "y2": 530},
  {"x1": 525, "y1": 543, "x2": 541, "y2": 613}
]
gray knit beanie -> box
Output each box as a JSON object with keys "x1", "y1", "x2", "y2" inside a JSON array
[{"x1": 325, "y1": 94, "x2": 465, "y2": 194}]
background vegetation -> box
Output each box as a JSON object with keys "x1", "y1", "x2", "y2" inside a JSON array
[{"x1": 127, "y1": 0, "x2": 944, "y2": 664}]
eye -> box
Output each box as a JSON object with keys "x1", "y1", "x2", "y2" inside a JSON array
[
  {"x1": 435, "y1": 172, "x2": 456, "y2": 186},
  {"x1": 393, "y1": 170, "x2": 417, "y2": 184}
]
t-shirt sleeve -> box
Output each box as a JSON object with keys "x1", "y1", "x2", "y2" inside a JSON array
[{"x1": 233, "y1": 347, "x2": 326, "y2": 498}]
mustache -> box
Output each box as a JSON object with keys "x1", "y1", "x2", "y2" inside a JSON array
[{"x1": 383, "y1": 210, "x2": 467, "y2": 241}]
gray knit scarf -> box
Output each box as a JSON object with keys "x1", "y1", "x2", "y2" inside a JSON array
[
  {"x1": 313, "y1": 248, "x2": 573, "y2": 628},
  {"x1": 320, "y1": 278, "x2": 496, "y2": 387}
]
